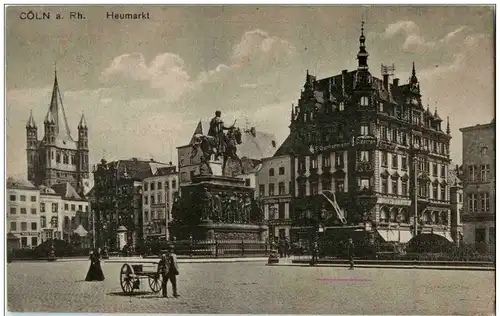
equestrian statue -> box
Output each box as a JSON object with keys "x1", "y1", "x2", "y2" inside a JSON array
[{"x1": 191, "y1": 110, "x2": 244, "y2": 176}]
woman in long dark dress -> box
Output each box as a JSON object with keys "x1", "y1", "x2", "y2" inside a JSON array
[{"x1": 85, "y1": 248, "x2": 105, "y2": 281}]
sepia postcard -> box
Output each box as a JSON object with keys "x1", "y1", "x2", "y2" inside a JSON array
[{"x1": 4, "y1": 4, "x2": 496, "y2": 315}]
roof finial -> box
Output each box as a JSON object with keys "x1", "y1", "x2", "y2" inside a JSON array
[
  {"x1": 361, "y1": 20, "x2": 365, "y2": 36},
  {"x1": 446, "y1": 116, "x2": 450, "y2": 134}
]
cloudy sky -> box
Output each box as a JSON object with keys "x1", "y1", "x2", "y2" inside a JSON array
[{"x1": 6, "y1": 6, "x2": 494, "y2": 179}]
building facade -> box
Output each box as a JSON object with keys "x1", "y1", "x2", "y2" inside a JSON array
[
  {"x1": 256, "y1": 155, "x2": 293, "y2": 239},
  {"x1": 7, "y1": 178, "x2": 41, "y2": 248},
  {"x1": 285, "y1": 24, "x2": 453, "y2": 244},
  {"x1": 7, "y1": 177, "x2": 90, "y2": 248},
  {"x1": 92, "y1": 158, "x2": 170, "y2": 250},
  {"x1": 178, "y1": 122, "x2": 277, "y2": 184},
  {"x1": 460, "y1": 121, "x2": 495, "y2": 245},
  {"x1": 26, "y1": 70, "x2": 90, "y2": 194},
  {"x1": 142, "y1": 165, "x2": 178, "y2": 240}
]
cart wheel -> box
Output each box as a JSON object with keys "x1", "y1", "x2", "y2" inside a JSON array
[
  {"x1": 120, "y1": 264, "x2": 135, "y2": 294},
  {"x1": 148, "y1": 275, "x2": 162, "y2": 293}
]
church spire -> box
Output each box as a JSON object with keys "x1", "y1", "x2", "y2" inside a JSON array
[
  {"x1": 357, "y1": 20, "x2": 369, "y2": 70},
  {"x1": 48, "y1": 66, "x2": 72, "y2": 139},
  {"x1": 78, "y1": 111, "x2": 87, "y2": 129},
  {"x1": 409, "y1": 62, "x2": 420, "y2": 94},
  {"x1": 26, "y1": 109, "x2": 37, "y2": 128}
]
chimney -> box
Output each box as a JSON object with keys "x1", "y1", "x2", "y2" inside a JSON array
[
  {"x1": 383, "y1": 74, "x2": 389, "y2": 90},
  {"x1": 150, "y1": 158, "x2": 154, "y2": 162},
  {"x1": 250, "y1": 127, "x2": 256, "y2": 137},
  {"x1": 169, "y1": 161, "x2": 172, "y2": 166},
  {"x1": 393, "y1": 78, "x2": 399, "y2": 87}
]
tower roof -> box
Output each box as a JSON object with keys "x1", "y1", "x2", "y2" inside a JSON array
[
  {"x1": 48, "y1": 68, "x2": 73, "y2": 140},
  {"x1": 78, "y1": 112, "x2": 87, "y2": 129},
  {"x1": 26, "y1": 110, "x2": 37, "y2": 128},
  {"x1": 44, "y1": 109, "x2": 55, "y2": 124}
]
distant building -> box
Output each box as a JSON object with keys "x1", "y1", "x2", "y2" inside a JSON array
[
  {"x1": 7, "y1": 178, "x2": 41, "y2": 248},
  {"x1": 92, "y1": 158, "x2": 170, "y2": 250},
  {"x1": 460, "y1": 121, "x2": 495, "y2": 245},
  {"x1": 25, "y1": 70, "x2": 90, "y2": 194},
  {"x1": 7, "y1": 177, "x2": 89, "y2": 248},
  {"x1": 256, "y1": 154, "x2": 292, "y2": 239},
  {"x1": 142, "y1": 164, "x2": 178, "y2": 240},
  {"x1": 177, "y1": 121, "x2": 278, "y2": 184}
]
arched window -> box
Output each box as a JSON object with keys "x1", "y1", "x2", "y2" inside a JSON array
[
  {"x1": 360, "y1": 96, "x2": 369, "y2": 106},
  {"x1": 432, "y1": 212, "x2": 439, "y2": 224},
  {"x1": 380, "y1": 207, "x2": 389, "y2": 223},
  {"x1": 400, "y1": 209, "x2": 409, "y2": 223},
  {"x1": 390, "y1": 208, "x2": 398, "y2": 222}
]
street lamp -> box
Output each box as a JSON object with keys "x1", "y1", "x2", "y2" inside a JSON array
[{"x1": 412, "y1": 156, "x2": 419, "y2": 236}]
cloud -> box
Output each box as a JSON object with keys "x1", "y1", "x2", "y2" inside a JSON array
[
  {"x1": 7, "y1": 29, "x2": 300, "y2": 178},
  {"x1": 100, "y1": 52, "x2": 192, "y2": 102},
  {"x1": 382, "y1": 20, "x2": 436, "y2": 54}
]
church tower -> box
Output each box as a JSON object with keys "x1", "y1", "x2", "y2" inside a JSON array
[
  {"x1": 26, "y1": 110, "x2": 38, "y2": 183},
  {"x1": 77, "y1": 112, "x2": 89, "y2": 193},
  {"x1": 26, "y1": 67, "x2": 89, "y2": 188}
]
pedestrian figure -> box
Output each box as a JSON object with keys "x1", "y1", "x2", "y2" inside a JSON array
[
  {"x1": 285, "y1": 237, "x2": 291, "y2": 258},
  {"x1": 159, "y1": 244, "x2": 180, "y2": 298},
  {"x1": 85, "y1": 248, "x2": 105, "y2": 281},
  {"x1": 347, "y1": 238, "x2": 355, "y2": 270},
  {"x1": 311, "y1": 240, "x2": 319, "y2": 266}
]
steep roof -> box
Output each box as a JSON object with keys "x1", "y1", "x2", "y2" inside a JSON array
[
  {"x1": 43, "y1": 70, "x2": 78, "y2": 150},
  {"x1": 187, "y1": 121, "x2": 278, "y2": 160},
  {"x1": 73, "y1": 224, "x2": 88, "y2": 237},
  {"x1": 6, "y1": 177, "x2": 37, "y2": 190},
  {"x1": 114, "y1": 159, "x2": 171, "y2": 181},
  {"x1": 50, "y1": 182, "x2": 83, "y2": 201}
]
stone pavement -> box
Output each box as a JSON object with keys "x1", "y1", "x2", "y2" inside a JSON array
[{"x1": 7, "y1": 260, "x2": 495, "y2": 314}]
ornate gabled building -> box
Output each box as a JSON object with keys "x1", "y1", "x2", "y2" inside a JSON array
[
  {"x1": 287, "y1": 23, "x2": 453, "y2": 245},
  {"x1": 26, "y1": 69, "x2": 90, "y2": 194},
  {"x1": 92, "y1": 158, "x2": 171, "y2": 251}
]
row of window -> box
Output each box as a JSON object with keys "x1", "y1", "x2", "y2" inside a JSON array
[
  {"x1": 10, "y1": 221, "x2": 38, "y2": 231},
  {"x1": 144, "y1": 191, "x2": 177, "y2": 205},
  {"x1": 143, "y1": 210, "x2": 169, "y2": 222},
  {"x1": 417, "y1": 181, "x2": 448, "y2": 200},
  {"x1": 380, "y1": 152, "x2": 409, "y2": 170},
  {"x1": 297, "y1": 179, "x2": 345, "y2": 197},
  {"x1": 268, "y1": 167, "x2": 286, "y2": 177},
  {"x1": 9, "y1": 207, "x2": 37, "y2": 215},
  {"x1": 143, "y1": 179, "x2": 177, "y2": 192},
  {"x1": 259, "y1": 182, "x2": 290, "y2": 197},
  {"x1": 39, "y1": 203, "x2": 88, "y2": 213},
  {"x1": 467, "y1": 165, "x2": 491, "y2": 183},
  {"x1": 467, "y1": 193, "x2": 491, "y2": 212},
  {"x1": 9, "y1": 194, "x2": 37, "y2": 202},
  {"x1": 298, "y1": 152, "x2": 344, "y2": 171}
]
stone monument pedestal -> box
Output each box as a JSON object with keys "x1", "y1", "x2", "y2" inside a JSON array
[{"x1": 170, "y1": 175, "x2": 267, "y2": 243}]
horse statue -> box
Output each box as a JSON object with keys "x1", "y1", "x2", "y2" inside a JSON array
[
  {"x1": 191, "y1": 122, "x2": 244, "y2": 176},
  {"x1": 222, "y1": 125, "x2": 244, "y2": 175}
]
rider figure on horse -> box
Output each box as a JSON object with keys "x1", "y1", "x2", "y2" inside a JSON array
[{"x1": 208, "y1": 110, "x2": 230, "y2": 161}]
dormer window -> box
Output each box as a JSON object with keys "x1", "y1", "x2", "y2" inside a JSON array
[{"x1": 360, "y1": 96, "x2": 369, "y2": 106}]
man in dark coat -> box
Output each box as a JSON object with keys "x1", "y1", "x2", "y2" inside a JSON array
[
  {"x1": 159, "y1": 244, "x2": 180, "y2": 298},
  {"x1": 347, "y1": 238, "x2": 355, "y2": 270}
]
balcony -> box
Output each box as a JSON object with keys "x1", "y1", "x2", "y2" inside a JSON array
[{"x1": 356, "y1": 161, "x2": 374, "y2": 173}]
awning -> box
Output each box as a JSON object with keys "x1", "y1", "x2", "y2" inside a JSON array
[
  {"x1": 73, "y1": 224, "x2": 88, "y2": 237},
  {"x1": 429, "y1": 231, "x2": 454, "y2": 243},
  {"x1": 377, "y1": 229, "x2": 413, "y2": 243}
]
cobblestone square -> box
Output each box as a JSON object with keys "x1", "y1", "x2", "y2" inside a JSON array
[{"x1": 7, "y1": 260, "x2": 495, "y2": 314}]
